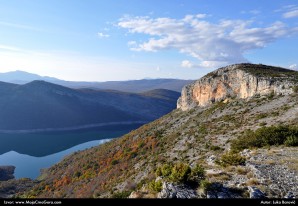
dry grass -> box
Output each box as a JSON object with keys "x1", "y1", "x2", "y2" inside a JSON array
[
  {"x1": 207, "y1": 172, "x2": 231, "y2": 181},
  {"x1": 236, "y1": 166, "x2": 248, "y2": 175},
  {"x1": 281, "y1": 158, "x2": 298, "y2": 172},
  {"x1": 246, "y1": 172, "x2": 254, "y2": 179},
  {"x1": 267, "y1": 149, "x2": 280, "y2": 155},
  {"x1": 224, "y1": 166, "x2": 236, "y2": 173},
  {"x1": 246, "y1": 178, "x2": 259, "y2": 186},
  {"x1": 264, "y1": 159, "x2": 276, "y2": 165},
  {"x1": 249, "y1": 150, "x2": 259, "y2": 156}
]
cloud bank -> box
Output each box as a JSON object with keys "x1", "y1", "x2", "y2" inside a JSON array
[
  {"x1": 118, "y1": 14, "x2": 298, "y2": 68},
  {"x1": 289, "y1": 64, "x2": 297, "y2": 70},
  {"x1": 282, "y1": 5, "x2": 298, "y2": 18}
]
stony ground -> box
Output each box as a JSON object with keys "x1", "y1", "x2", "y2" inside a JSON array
[{"x1": 246, "y1": 147, "x2": 298, "y2": 198}]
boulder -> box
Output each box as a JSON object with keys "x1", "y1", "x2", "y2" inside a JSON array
[
  {"x1": 248, "y1": 186, "x2": 266, "y2": 198},
  {"x1": 157, "y1": 182, "x2": 196, "y2": 199}
]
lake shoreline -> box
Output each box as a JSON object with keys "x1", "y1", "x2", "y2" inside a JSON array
[{"x1": 0, "y1": 121, "x2": 148, "y2": 134}]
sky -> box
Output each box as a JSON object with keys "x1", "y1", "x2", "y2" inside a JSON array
[{"x1": 0, "y1": 0, "x2": 298, "y2": 81}]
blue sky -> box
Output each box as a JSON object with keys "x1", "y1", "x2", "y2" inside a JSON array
[{"x1": 0, "y1": 0, "x2": 298, "y2": 81}]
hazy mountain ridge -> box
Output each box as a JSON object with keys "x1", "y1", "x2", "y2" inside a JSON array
[
  {"x1": 0, "y1": 71, "x2": 60, "y2": 84},
  {"x1": 0, "y1": 80, "x2": 180, "y2": 130},
  {"x1": 4, "y1": 63, "x2": 298, "y2": 199},
  {"x1": 0, "y1": 71, "x2": 193, "y2": 93}
]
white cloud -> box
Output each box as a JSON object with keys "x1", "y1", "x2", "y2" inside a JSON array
[
  {"x1": 289, "y1": 64, "x2": 297, "y2": 70},
  {"x1": 196, "y1": 13, "x2": 208, "y2": 19},
  {"x1": 156, "y1": 66, "x2": 161, "y2": 71},
  {"x1": 0, "y1": 44, "x2": 23, "y2": 52},
  {"x1": 249, "y1": 10, "x2": 261, "y2": 15},
  {"x1": 181, "y1": 60, "x2": 193, "y2": 68},
  {"x1": 241, "y1": 10, "x2": 261, "y2": 15},
  {"x1": 118, "y1": 15, "x2": 298, "y2": 69},
  {"x1": 181, "y1": 60, "x2": 226, "y2": 69},
  {"x1": 97, "y1": 32, "x2": 110, "y2": 38},
  {"x1": 127, "y1": 41, "x2": 137, "y2": 47},
  {"x1": 283, "y1": 9, "x2": 298, "y2": 18},
  {"x1": 279, "y1": 5, "x2": 298, "y2": 18},
  {"x1": 0, "y1": 21, "x2": 43, "y2": 31}
]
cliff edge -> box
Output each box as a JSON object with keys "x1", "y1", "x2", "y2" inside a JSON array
[{"x1": 177, "y1": 63, "x2": 298, "y2": 111}]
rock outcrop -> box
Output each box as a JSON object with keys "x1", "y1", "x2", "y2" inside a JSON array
[
  {"x1": 177, "y1": 63, "x2": 297, "y2": 111},
  {"x1": 0, "y1": 166, "x2": 15, "y2": 181},
  {"x1": 157, "y1": 182, "x2": 197, "y2": 198},
  {"x1": 206, "y1": 183, "x2": 244, "y2": 198},
  {"x1": 248, "y1": 186, "x2": 266, "y2": 199}
]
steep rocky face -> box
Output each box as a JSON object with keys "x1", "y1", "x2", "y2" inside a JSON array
[{"x1": 177, "y1": 63, "x2": 297, "y2": 111}]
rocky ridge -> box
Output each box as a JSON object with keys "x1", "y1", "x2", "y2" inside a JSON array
[{"x1": 177, "y1": 63, "x2": 297, "y2": 111}]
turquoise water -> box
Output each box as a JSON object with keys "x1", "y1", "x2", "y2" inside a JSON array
[{"x1": 0, "y1": 123, "x2": 142, "y2": 179}]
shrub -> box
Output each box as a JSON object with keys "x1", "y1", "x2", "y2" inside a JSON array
[
  {"x1": 198, "y1": 125, "x2": 207, "y2": 134},
  {"x1": 256, "y1": 113, "x2": 268, "y2": 119},
  {"x1": 284, "y1": 135, "x2": 298, "y2": 146},
  {"x1": 293, "y1": 86, "x2": 298, "y2": 93},
  {"x1": 219, "y1": 152, "x2": 246, "y2": 167},
  {"x1": 111, "y1": 160, "x2": 119, "y2": 165},
  {"x1": 231, "y1": 130, "x2": 262, "y2": 152},
  {"x1": 258, "y1": 126, "x2": 293, "y2": 145},
  {"x1": 231, "y1": 125, "x2": 298, "y2": 152},
  {"x1": 111, "y1": 190, "x2": 132, "y2": 198},
  {"x1": 210, "y1": 145, "x2": 222, "y2": 151},
  {"x1": 200, "y1": 180, "x2": 212, "y2": 192},
  {"x1": 170, "y1": 163, "x2": 191, "y2": 183},
  {"x1": 267, "y1": 91, "x2": 275, "y2": 99},
  {"x1": 189, "y1": 164, "x2": 205, "y2": 183},
  {"x1": 155, "y1": 163, "x2": 206, "y2": 184},
  {"x1": 137, "y1": 178, "x2": 148, "y2": 190},
  {"x1": 73, "y1": 171, "x2": 81, "y2": 178},
  {"x1": 160, "y1": 164, "x2": 173, "y2": 177},
  {"x1": 155, "y1": 167, "x2": 162, "y2": 177},
  {"x1": 148, "y1": 180, "x2": 162, "y2": 192}
]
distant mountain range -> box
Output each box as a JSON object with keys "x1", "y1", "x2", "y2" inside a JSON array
[
  {"x1": 0, "y1": 80, "x2": 180, "y2": 130},
  {"x1": 0, "y1": 71, "x2": 60, "y2": 84},
  {"x1": 0, "y1": 71, "x2": 193, "y2": 93}
]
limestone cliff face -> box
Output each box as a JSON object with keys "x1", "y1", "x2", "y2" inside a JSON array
[{"x1": 177, "y1": 63, "x2": 297, "y2": 111}]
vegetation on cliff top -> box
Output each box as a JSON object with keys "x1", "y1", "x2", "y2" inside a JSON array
[{"x1": 205, "y1": 63, "x2": 298, "y2": 81}]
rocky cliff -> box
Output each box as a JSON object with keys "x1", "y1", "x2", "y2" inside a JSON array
[{"x1": 178, "y1": 63, "x2": 297, "y2": 111}]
